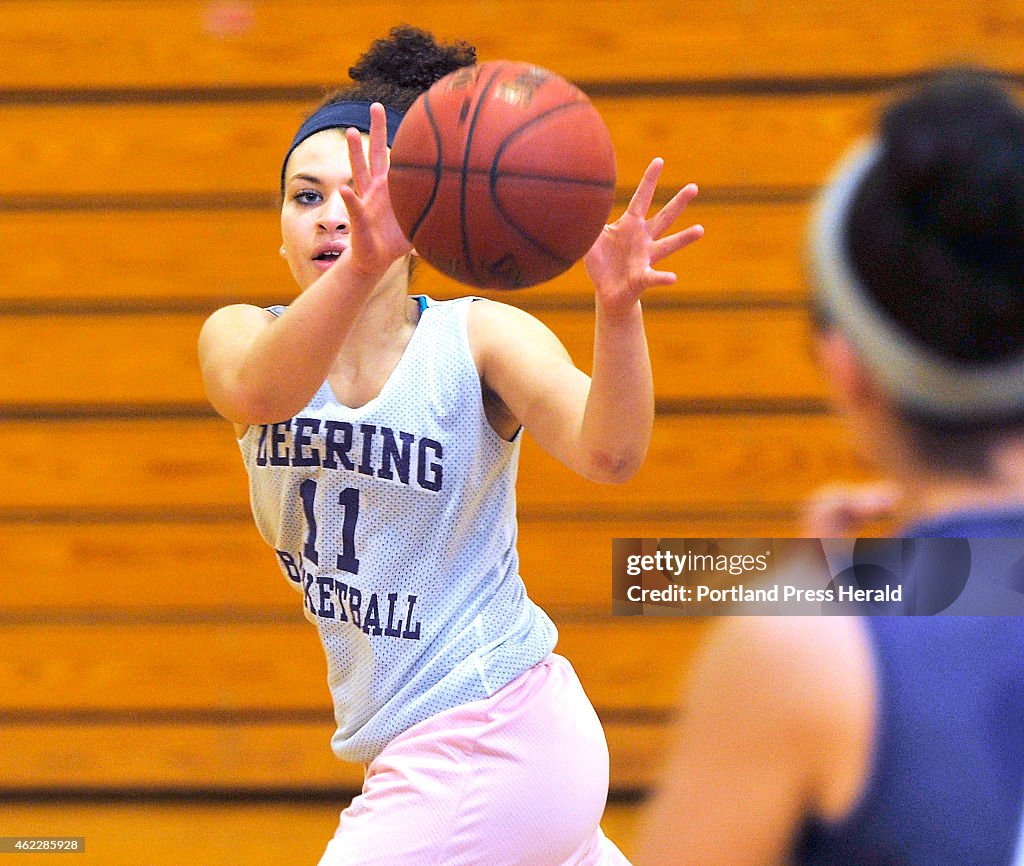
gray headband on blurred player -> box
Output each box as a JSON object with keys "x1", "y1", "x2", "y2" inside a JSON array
[{"x1": 807, "y1": 139, "x2": 1024, "y2": 421}]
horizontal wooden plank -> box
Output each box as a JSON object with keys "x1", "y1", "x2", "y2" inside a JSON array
[
  {"x1": 0, "y1": 803, "x2": 346, "y2": 865},
  {"x1": 0, "y1": 719, "x2": 360, "y2": 791},
  {"x1": 1, "y1": 516, "x2": 829, "y2": 614},
  {"x1": 0, "y1": 620, "x2": 706, "y2": 713},
  {"x1": 0, "y1": 94, "x2": 876, "y2": 197},
  {"x1": 529, "y1": 307, "x2": 824, "y2": 400},
  {"x1": 0, "y1": 718, "x2": 669, "y2": 794},
  {"x1": 0, "y1": 1, "x2": 1019, "y2": 90},
  {"x1": 0, "y1": 802, "x2": 641, "y2": 864},
  {"x1": 0, "y1": 201, "x2": 809, "y2": 304},
  {"x1": 0, "y1": 415, "x2": 871, "y2": 512},
  {"x1": 0, "y1": 308, "x2": 824, "y2": 405}
]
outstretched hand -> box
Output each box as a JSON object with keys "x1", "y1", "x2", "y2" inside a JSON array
[
  {"x1": 584, "y1": 158, "x2": 704, "y2": 315},
  {"x1": 801, "y1": 481, "x2": 902, "y2": 537},
  {"x1": 338, "y1": 102, "x2": 413, "y2": 278}
]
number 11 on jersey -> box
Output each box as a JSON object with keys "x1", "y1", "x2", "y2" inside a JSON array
[{"x1": 299, "y1": 479, "x2": 361, "y2": 574}]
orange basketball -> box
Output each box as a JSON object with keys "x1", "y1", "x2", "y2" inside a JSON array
[{"x1": 389, "y1": 61, "x2": 617, "y2": 290}]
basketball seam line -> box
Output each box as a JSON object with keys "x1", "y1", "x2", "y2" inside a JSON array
[
  {"x1": 391, "y1": 163, "x2": 616, "y2": 189},
  {"x1": 489, "y1": 100, "x2": 613, "y2": 266},
  {"x1": 406, "y1": 90, "x2": 444, "y2": 242},
  {"x1": 459, "y1": 63, "x2": 507, "y2": 282}
]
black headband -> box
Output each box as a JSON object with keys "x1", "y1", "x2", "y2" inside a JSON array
[{"x1": 280, "y1": 101, "x2": 405, "y2": 192}]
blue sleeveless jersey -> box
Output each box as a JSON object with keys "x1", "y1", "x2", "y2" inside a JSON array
[
  {"x1": 796, "y1": 509, "x2": 1024, "y2": 865},
  {"x1": 238, "y1": 296, "x2": 558, "y2": 762}
]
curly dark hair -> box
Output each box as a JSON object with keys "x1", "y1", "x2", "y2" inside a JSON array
[{"x1": 318, "y1": 25, "x2": 476, "y2": 113}]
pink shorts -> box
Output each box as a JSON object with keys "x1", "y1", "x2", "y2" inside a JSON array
[{"x1": 317, "y1": 654, "x2": 632, "y2": 866}]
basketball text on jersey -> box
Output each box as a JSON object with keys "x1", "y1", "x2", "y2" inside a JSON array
[{"x1": 275, "y1": 547, "x2": 422, "y2": 640}]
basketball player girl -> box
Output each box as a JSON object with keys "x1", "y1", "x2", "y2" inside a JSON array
[
  {"x1": 637, "y1": 68, "x2": 1024, "y2": 866},
  {"x1": 198, "y1": 26, "x2": 703, "y2": 866}
]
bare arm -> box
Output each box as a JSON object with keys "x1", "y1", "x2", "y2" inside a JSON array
[
  {"x1": 198, "y1": 104, "x2": 410, "y2": 425},
  {"x1": 635, "y1": 616, "x2": 875, "y2": 866},
  {"x1": 471, "y1": 160, "x2": 703, "y2": 482},
  {"x1": 580, "y1": 161, "x2": 701, "y2": 477},
  {"x1": 198, "y1": 264, "x2": 389, "y2": 425}
]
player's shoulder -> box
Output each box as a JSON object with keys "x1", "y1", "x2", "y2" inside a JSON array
[
  {"x1": 698, "y1": 616, "x2": 876, "y2": 817},
  {"x1": 466, "y1": 297, "x2": 571, "y2": 368},
  {"x1": 198, "y1": 303, "x2": 277, "y2": 361},
  {"x1": 708, "y1": 615, "x2": 870, "y2": 686},
  {"x1": 201, "y1": 302, "x2": 277, "y2": 330},
  {"x1": 466, "y1": 296, "x2": 537, "y2": 324},
  {"x1": 466, "y1": 297, "x2": 562, "y2": 343},
  {"x1": 699, "y1": 616, "x2": 874, "y2": 736}
]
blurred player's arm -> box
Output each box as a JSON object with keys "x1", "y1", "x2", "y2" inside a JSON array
[
  {"x1": 802, "y1": 481, "x2": 903, "y2": 536},
  {"x1": 635, "y1": 616, "x2": 874, "y2": 866}
]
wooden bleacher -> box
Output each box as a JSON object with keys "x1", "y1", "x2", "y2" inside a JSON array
[
  {"x1": 0, "y1": 0, "x2": 1016, "y2": 90},
  {"x1": 0, "y1": 202, "x2": 809, "y2": 305},
  {"x1": 0, "y1": 95, "x2": 878, "y2": 197},
  {"x1": 0, "y1": 307, "x2": 824, "y2": 405},
  {"x1": 1, "y1": 1, "x2": 1012, "y2": 861}
]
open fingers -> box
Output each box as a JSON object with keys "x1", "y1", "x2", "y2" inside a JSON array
[
  {"x1": 338, "y1": 183, "x2": 367, "y2": 230},
  {"x1": 650, "y1": 223, "x2": 705, "y2": 263},
  {"x1": 368, "y1": 102, "x2": 390, "y2": 178},
  {"x1": 641, "y1": 266, "x2": 678, "y2": 289},
  {"x1": 648, "y1": 183, "x2": 699, "y2": 239},
  {"x1": 625, "y1": 158, "x2": 665, "y2": 218},
  {"x1": 802, "y1": 481, "x2": 902, "y2": 536},
  {"x1": 345, "y1": 126, "x2": 372, "y2": 195}
]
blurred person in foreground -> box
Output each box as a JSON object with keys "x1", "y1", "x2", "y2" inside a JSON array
[{"x1": 637, "y1": 68, "x2": 1024, "y2": 866}]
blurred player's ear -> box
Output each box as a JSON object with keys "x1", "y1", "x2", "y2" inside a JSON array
[{"x1": 815, "y1": 329, "x2": 883, "y2": 412}]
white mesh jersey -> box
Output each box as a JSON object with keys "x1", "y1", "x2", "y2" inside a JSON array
[{"x1": 238, "y1": 295, "x2": 558, "y2": 763}]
